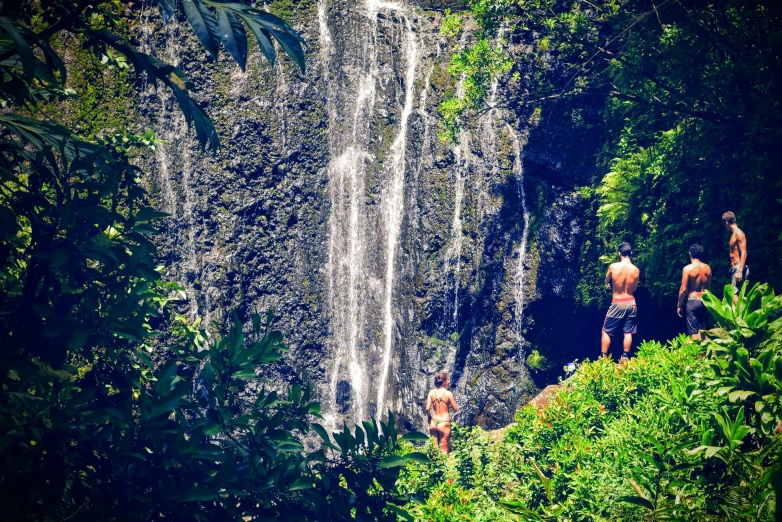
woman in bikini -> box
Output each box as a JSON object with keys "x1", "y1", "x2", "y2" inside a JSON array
[{"x1": 425, "y1": 371, "x2": 459, "y2": 455}]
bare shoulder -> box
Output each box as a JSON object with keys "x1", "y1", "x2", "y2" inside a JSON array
[{"x1": 737, "y1": 228, "x2": 746, "y2": 240}]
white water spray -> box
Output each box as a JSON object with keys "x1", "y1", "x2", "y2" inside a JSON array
[
  {"x1": 507, "y1": 125, "x2": 530, "y2": 337},
  {"x1": 376, "y1": 9, "x2": 418, "y2": 420}
]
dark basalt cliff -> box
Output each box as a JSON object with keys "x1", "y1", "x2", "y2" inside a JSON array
[{"x1": 137, "y1": 0, "x2": 597, "y2": 430}]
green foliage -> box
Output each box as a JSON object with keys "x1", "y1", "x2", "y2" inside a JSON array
[
  {"x1": 1, "y1": 306, "x2": 428, "y2": 520},
  {"x1": 438, "y1": 39, "x2": 512, "y2": 142},
  {"x1": 0, "y1": 2, "x2": 431, "y2": 520},
  {"x1": 526, "y1": 349, "x2": 550, "y2": 372},
  {"x1": 451, "y1": 0, "x2": 782, "y2": 305},
  {"x1": 2, "y1": 0, "x2": 302, "y2": 151},
  {"x1": 440, "y1": 9, "x2": 464, "y2": 40},
  {"x1": 399, "y1": 289, "x2": 782, "y2": 520},
  {"x1": 703, "y1": 282, "x2": 782, "y2": 436},
  {"x1": 468, "y1": 0, "x2": 515, "y2": 37}
]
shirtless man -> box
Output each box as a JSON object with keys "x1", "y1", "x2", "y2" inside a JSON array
[
  {"x1": 601, "y1": 242, "x2": 641, "y2": 360},
  {"x1": 677, "y1": 244, "x2": 712, "y2": 340},
  {"x1": 425, "y1": 371, "x2": 458, "y2": 455},
  {"x1": 722, "y1": 211, "x2": 748, "y2": 304}
]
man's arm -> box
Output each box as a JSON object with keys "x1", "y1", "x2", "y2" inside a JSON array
[
  {"x1": 677, "y1": 267, "x2": 688, "y2": 316},
  {"x1": 737, "y1": 233, "x2": 748, "y2": 277},
  {"x1": 605, "y1": 266, "x2": 613, "y2": 290}
]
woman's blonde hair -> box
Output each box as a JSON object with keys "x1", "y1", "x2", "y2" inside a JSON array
[{"x1": 434, "y1": 371, "x2": 449, "y2": 387}]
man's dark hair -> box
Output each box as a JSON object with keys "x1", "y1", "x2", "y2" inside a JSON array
[
  {"x1": 618, "y1": 242, "x2": 632, "y2": 257},
  {"x1": 434, "y1": 371, "x2": 449, "y2": 387},
  {"x1": 689, "y1": 244, "x2": 705, "y2": 260},
  {"x1": 722, "y1": 211, "x2": 736, "y2": 224}
]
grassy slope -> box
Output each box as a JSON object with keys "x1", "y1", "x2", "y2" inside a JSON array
[{"x1": 399, "y1": 337, "x2": 776, "y2": 521}]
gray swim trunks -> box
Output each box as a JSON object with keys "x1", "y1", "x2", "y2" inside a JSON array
[{"x1": 729, "y1": 265, "x2": 749, "y2": 295}]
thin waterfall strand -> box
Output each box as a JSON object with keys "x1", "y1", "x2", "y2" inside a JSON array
[
  {"x1": 377, "y1": 7, "x2": 418, "y2": 420},
  {"x1": 507, "y1": 125, "x2": 530, "y2": 338}
]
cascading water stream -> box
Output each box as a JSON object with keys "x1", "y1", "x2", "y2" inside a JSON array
[
  {"x1": 321, "y1": 0, "x2": 373, "y2": 426},
  {"x1": 445, "y1": 75, "x2": 467, "y2": 330},
  {"x1": 376, "y1": 7, "x2": 418, "y2": 420},
  {"x1": 447, "y1": 138, "x2": 465, "y2": 328},
  {"x1": 507, "y1": 125, "x2": 530, "y2": 339},
  {"x1": 484, "y1": 61, "x2": 530, "y2": 342},
  {"x1": 137, "y1": 0, "x2": 547, "y2": 430},
  {"x1": 320, "y1": 0, "x2": 420, "y2": 426}
]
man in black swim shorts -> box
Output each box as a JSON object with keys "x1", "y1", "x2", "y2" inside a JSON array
[
  {"x1": 602, "y1": 242, "x2": 640, "y2": 360},
  {"x1": 603, "y1": 297, "x2": 638, "y2": 341},
  {"x1": 677, "y1": 244, "x2": 712, "y2": 340}
]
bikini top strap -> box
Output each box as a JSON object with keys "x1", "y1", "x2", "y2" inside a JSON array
[{"x1": 432, "y1": 389, "x2": 446, "y2": 405}]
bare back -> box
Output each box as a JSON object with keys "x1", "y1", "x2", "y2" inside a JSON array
[
  {"x1": 683, "y1": 261, "x2": 711, "y2": 298},
  {"x1": 427, "y1": 388, "x2": 457, "y2": 420},
  {"x1": 606, "y1": 259, "x2": 640, "y2": 299}
]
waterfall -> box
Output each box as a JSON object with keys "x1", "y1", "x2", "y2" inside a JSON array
[
  {"x1": 508, "y1": 126, "x2": 530, "y2": 340},
  {"x1": 321, "y1": 1, "x2": 374, "y2": 425},
  {"x1": 377, "y1": 9, "x2": 418, "y2": 421},
  {"x1": 447, "y1": 137, "x2": 465, "y2": 328},
  {"x1": 320, "y1": 0, "x2": 421, "y2": 425},
  {"x1": 317, "y1": 0, "x2": 333, "y2": 66},
  {"x1": 140, "y1": 19, "x2": 207, "y2": 321},
  {"x1": 445, "y1": 75, "x2": 467, "y2": 330},
  {"x1": 140, "y1": 0, "x2": 546, "y2": 431}
]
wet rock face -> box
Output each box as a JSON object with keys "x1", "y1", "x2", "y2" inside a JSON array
[
  {"x1": 138, "y1": 0, "x2": 592, "y2": 431},
  {"x1": 137, "y1": 3, "x2": 332, "y2": 390},
  {"x1": 535, "y1": 192, "x2": 584, "y2": 299}
]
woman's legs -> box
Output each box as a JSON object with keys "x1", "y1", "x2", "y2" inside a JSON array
[
  {"x1": 429, "y1": 422, "x2": 442, "y2": 449},
  {"x1": 438, "y1": 422, "x2": 451, "y2": 454}
]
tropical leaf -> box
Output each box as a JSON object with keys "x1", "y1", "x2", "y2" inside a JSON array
[
  {"x1": 265, "y1": 26, "x2": 305, "y2": 73},
  {"x1": 386, "y1": 504, "x2": 414, "y2": 521},
  {"x1": 618, "y1": 495, "x2": 655, "y2": 511},
  {"x1": 403, "y1": 452, "x2": 429, "y2": 464},
  {"x1": 170, "y1": 83, "x2": 219, "y2": 151},
  {"x1": 183, "y1": 0, "x2": 220, "y2": 59},
  {"x1": 244, "y1": 20, "x2": 276, "y2": 65},
  {"x1": 216, "y1": 10, "x2": 248, "y2": 70},
  {"x1": 379, "y1": 455, "x2": 407, "y2": 468},
  {"x1": 0, "y1": 18, "x2": 34, "y2": 78},
  {"x1": 400, "y1": 432, "x2": 429, "y2": 442},
  {"x1": 134, "y1": 207, "x2": 170, "y2": 223}
]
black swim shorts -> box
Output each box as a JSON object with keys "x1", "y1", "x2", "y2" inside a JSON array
[
  {"x1": 603, "y1": 297, "x2": 637, "y2": 336},
  {"x1": 730, "y1": 265, "x2": 749, "y2": 296},
  {"x1": 685, "y1": 298, "x2": 709, "y2": 335}
]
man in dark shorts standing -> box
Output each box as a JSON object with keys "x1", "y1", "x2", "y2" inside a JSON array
[
  {"x1": 722, "y1": 211, "x2": 748, "y2": 304},
  {"x1": 677, "y1": 244, "x2": 712, "y2": 340},
  {"x1": 601, "y1": 242, "x2": 640, "y2": 360}
]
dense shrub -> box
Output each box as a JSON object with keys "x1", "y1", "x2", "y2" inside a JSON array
[
  {"x1": 401, "y1": 282, "x2": 782, "y2": 521},
  {"x1": 0, "y1": 3, "x2": 428, "y2": 520}
]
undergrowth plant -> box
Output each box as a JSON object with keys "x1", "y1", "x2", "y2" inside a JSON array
[{"x1": 400, "y1": 283, "x2": 782, "y2": 521}]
